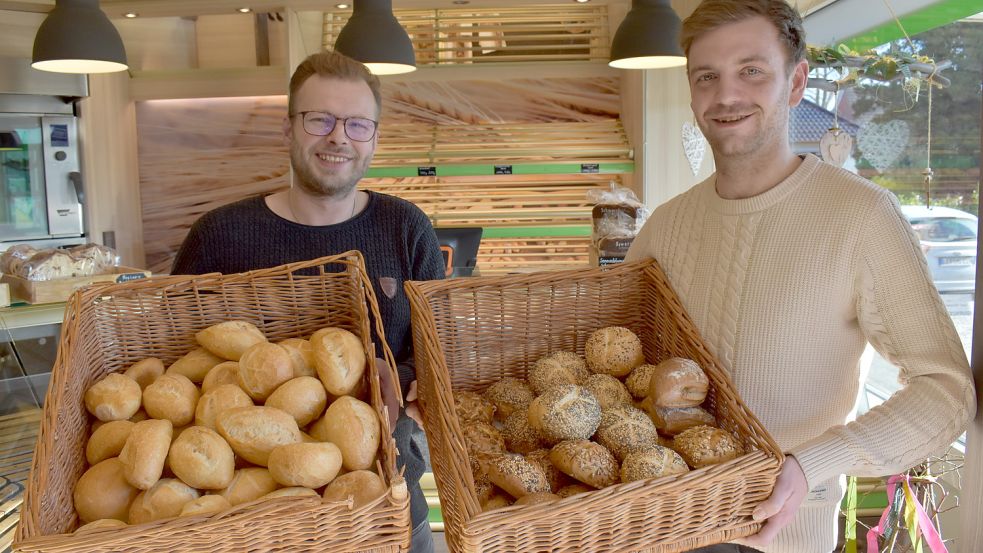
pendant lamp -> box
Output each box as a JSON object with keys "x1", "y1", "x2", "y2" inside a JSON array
[
  {"x1": 333, "y1": 0, "x2": 416, "y2": 75},
  {"x1": 32, "y1": 0, "x2": 128, "y2": 74},
  {"x1": 609, "y1": 0, "x2": 686, "y2": 69}
]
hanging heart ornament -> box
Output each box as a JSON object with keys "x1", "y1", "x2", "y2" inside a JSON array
[
  {"x1": 857, "y1": 120, "x2": 910, "y2": 173},
  {"x1": 681, "y1": 122, "x2": 707, "y2": 176},
  {"x1": 820, "y1": 127, "x2": 854, "y2": 167}
]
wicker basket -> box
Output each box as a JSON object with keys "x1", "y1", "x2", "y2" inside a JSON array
[
  {"x1": 14, "y1": 252, "x2": 411, "y2": 553},
  {"x1": 405, "y1": 259, "x2": 784, "y2": 553}
]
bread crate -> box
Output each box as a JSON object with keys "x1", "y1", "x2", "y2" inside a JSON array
[
  {"x1": 14, "y1": 252, "x2": 411, "y2": 553},
  {"x1": 405, "y1": 258, "x2": 783, "y2": 553},
  {"x1": 2, "y1": 267, "x2": 151, "y2": 305}
]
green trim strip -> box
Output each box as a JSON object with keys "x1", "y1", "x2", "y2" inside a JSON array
[
  {"x1": 366, "y1": 162, "x2": 634, "y2": 178},
  {"x1": 844, "y1": 0, "x2": 982, "y2": 51},
  {"x1": 478, "y1": 226, "x2": 592, "y2": 238}
]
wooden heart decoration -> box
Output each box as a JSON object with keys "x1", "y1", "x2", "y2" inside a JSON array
[
  {"x1": 857, "y1": 120, "x2": 909, "y2": 173},
  {"x1": 820, "y1": 128, "x2": 854, "y2": 167},
  {"x1": 681, "y1": 122, "x2": 707, "y2": 176}
]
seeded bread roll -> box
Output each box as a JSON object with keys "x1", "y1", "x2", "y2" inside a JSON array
[
  {"x1": 527, "y1": 384, "x2": 601, "y2": 445},
  {"x1": 501, "y1": 408, "x2": 544, "y2": 454},
  {"x1": 214, "y1": 467, "x2": 279, "y2": 505},
  {"x1": 525, "y1": 448, "x2": 570, "y2": 492},
  {"x1": 237, "y1": 342, "x2": 294, "y2": 402},
  {"x1": 179, "y1": 495, "x2": 232, "y2": 517},
  {"x1": 646, "y1": 404, "x2": 716, "y2": 436},
  {"x1": 119, "y1": 419, "x2": 173, "y2": 490},
  {"x1": 481, "y1": 491, "x2": 513, "y2": 512},
  {"x1": 472, "y1": 471, "x2": 495, "y2": 503},
  {"x1": 216, "y1": 406, "x2": 302, "y2": 466},
  {"x1": 549, "y1": 440, "x2": 619, "y2": 489},
  {"x1": 672, "y1": 425, "x2": 743, "y2": 469},
  {"x1": 265, "y1": 376, "x2": 328, "y2": 427},
  {"x1": 594, "y1": 405, "x2": 660, "y2": 461},
  {"x1": 454, "y1": 390, "x2": 496, "y2": 424},
  {"x1": 462, "y1": 421, "x2": 506, "y2": 474},
  {"x1": 73, "y1": 458, "x2": 140, "y2": 523},
  {"x1": 261, "y1": 487, "x2": 320, "y2": 500},
  {"x1": 308, "y1": 396, "x2": 380, "y2": 471},
  {"x1": 195, "y1": 384, "x2": 254, "y2": 430},
  {"x1": 124, "y1": 358, "x2": 165, "y2": 390},
  {"x1": 584, "y1": 326, "x2": 644, "y2": 377},
  {"x1": 515, "y1": 492, "x2": 561, "y2": 506},
  {"x1": 311, "y1": 327, "x2": 366, "y2": 397},
  {"x1": 167, "y1": 426, "x2": 235, "y2": 490},
  {"x1": 555, "y1": 483, "x2": 595, "y2": 498},
  {"x1": 86, "y1": 420, "x2": 135, "y2": 465},
  {"x1": 166, "y1": 347, "x2": 224, "y2": 383},
  {"x1": 75, "y1": 519, "x2": 129, "y2": 533},
  {"x1": 127, "y1": 478, "x2": 200, "y2": 524},
  {"x1": 195, "y1": 320, "x2": 268, "y2": 361},
  {"x1": 200, "y1": 361, "x2": 240, "y2": 394},
  {"x1": 277, "y1": 337, "x2": 316, "y2": 378},
  {"x1": 620, "y1": 445, "x2": 689, "y2": 483},
  {"x1": 483, "y1": 377, "x2": 534, "y2": 421},
  {"x1": 528, "y1": 351, "x2": 589, "y2": 395},
  {"x1": 582, "y1": 374, "x2": 632, "y2": 410},
  {"x1": 484, "y1": 453, "x2": 551, "y2": 499},
  {"x1": 322, "y1": 470, "x2": 387, "y2": 509},
  {"x1": 625, "y1": 364, "x2": 658, "y2": 399},
  {"x1": 648, "y1": 357, "x2": 709, "y2": 408},
  {"x1": 85, "y1": 373, "x2": 142, "y2": 422},
  {"x1": 143, "y1": 373, "x2": 199, "y2": 427},
  {"x1": 267, "y1": 442, "x2": 343, "y2": 488}
]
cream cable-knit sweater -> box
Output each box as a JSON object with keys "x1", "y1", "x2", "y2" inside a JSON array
[{"x1": 626, "y1": 154, "x2": 976, "y2": 553}]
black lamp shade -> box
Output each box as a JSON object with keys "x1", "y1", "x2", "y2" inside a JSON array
[
  {"x1": 334, "y1": 0, "x2": 416, "y2": 75},
  {"x1": 32, "y1": 0, "x2": 128, "y2": 74},
  {"x1": 609, "y1": 0, "x2": 686, "y2": 69}
]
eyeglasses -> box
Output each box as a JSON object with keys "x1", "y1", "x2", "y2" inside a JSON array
[{"x1": 291, "y1": 111, "x2": 378, "y2": 142}]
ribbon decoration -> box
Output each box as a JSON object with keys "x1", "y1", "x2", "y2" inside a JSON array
[
  {"x1": 844, "y1": 476, "x2": 858, "y2": 553},
  {"x1": 866, "y1": 474, "x2": 948, "y2": 553}
]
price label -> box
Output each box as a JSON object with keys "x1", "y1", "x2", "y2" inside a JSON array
[
  {"x1": 581, "y1": 163, "x2": 600, "y2": 174},
  {"x1": 494, "y1": 165, "x2": 513, "y2": 175},
  {"x1": 417, "y1": 166, "x2": 437, "y2": 176}
]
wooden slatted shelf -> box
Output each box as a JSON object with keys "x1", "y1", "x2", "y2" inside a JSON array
[{"x1": 0, "y1": 408, "x2": 40, "y2": 553}]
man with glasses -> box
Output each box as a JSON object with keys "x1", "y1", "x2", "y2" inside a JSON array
[{"x1": 172, "y1": 51, "x2": 443, "y2": 553}]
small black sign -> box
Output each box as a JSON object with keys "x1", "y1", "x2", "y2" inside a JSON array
[
  {"x1": 50, "y1": 124, "x2": 69, "y2": 147},
  {"x1": 115, "y1": 272, "x2": 148, "y2": 283},
  {"x1": 581, "y1": 163, "x2": 600, "y2": 174},
  {"x1": 417, "y1": 166, "x2": 437, "y2": 177},
  {"x1": 494, "y1": 165, "x2": 513, "y2": 175}
]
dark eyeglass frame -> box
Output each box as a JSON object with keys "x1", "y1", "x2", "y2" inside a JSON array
[{"x1": 290, "y1": 111, "x2": 378, "y2": 142}]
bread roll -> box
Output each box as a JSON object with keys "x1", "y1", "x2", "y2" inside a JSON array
[
  {"x1": 278, "y1": 338, "x2": 316, "y2": 378},
  {"x1": 549, "y1": 440, "x2": 619, "y2": 489},
  {"x1": 75, "y1": 519, "x2": 129, "y2": 533},
  {"x1": 594, "y1": 405, "x2": 660, "y2": 461},
  {"x1": 307, "y1": 396, "x2": 379, "y2": 471},
  {"x1": 582, "y1": 374, "x2": 632, "y2": 410},
  {"x1": 167, "y1": 347, "x2": 224, "y2": 383},
  {"x1": 528, "y1": 351, "x2": 589, "y2": 395},
  {"x1": 143, "y1": 373, "x2": 200, "y2": 427},
  {"x1": 646, "y1": 404, "x2": 716, "y2": 436},
  {"x1": 472, "y1": 471, "x2": 495, "y2": 503},
  {"x1": 514, "y1": 492, "x2": 561, "y2": 506},
  {"x1": 86, "y1": 420, "x2": 135, "y2": 465},
  {"x1": 200, "y1": 361, "x2": 240, "y2": 394},
  {"x1": 167, "y1": 426, "x2": 235, "y2": 489},
  {"x1": 129, "y1": 409, "x2": 149, "y2": 423},
  {"x1": 483, "y1": 377, "x2": 534, "y2": 421},
  {"x1": 73, "y1": 458, "x2": 140, "y2": 523},
  {"x1": 214, "y1": 467, "x2": 279, "y2": 505},
  {"x1": 501, "y1": 408, "x2": 544, "y2": 454},
  {"x1": 119, "y1": 419, "x2": 173, "y2": 490},
  {"x1": 555, "y1": 483, "x2": 595, "y2": 498},
  {"x1": 85, "y1": 373, "x2": 142, "y2": 422},
  {"x1": 322, "y1": 470, "x2": 387, "y2": 509},
  {"x1": 261, "y1": 487, "x2": 320, "y2": 500},
  {"x1": 128, "y1": 478, "x2": 200, "y2": 524},
  {"x1": 237, "y1": 342, "x2": 294, "y2": 402},
  {"x1": 525, "y1": 448, "x2": 570, "y2": 493},
  {"x1": 265, "y1": 376, "x2": 328, "y2": 427},
  {"x1": 620, "y1": 445, "x2": 689, "y2": 483},
  {"x1": 584, "y1": 326, "x2": 644, "y2": 377},
  {"x1": 527, "y1": 384, "x2": 601, "y2": 445},
  {"x1": 454, "y1": 390, "x2": 496, "y2": 424},
  {"x1": 195, "y1": 384, "x2": 254, "y2": 430},
  {"x1": 179, "y1": 495, "x2": 231, "y2": 517},
  {"x1": 481, "y1": 491, "x2": 513, "y2": 512},
  {"x1": 462, "y1": 421, "x2": 505, "y2": 474},
  {"x1": 196, "y1": 320, "x2": 268, "y2": 361},
  {"x1": 484, "y1": 453, "x2": 551, "y2": 499},
  {"x1": 625, "y1": 364, "x2": 658, "y2": 399},
  {"x1": 311, "y1": 327, "x2": 366, "y2": 396},
  {"x1": 672, "y1": 425, "x2": 743, "y2": 469},
  {"x1": 216, "y1": 406, "x2": 302, "y2": 466},
  {"x1": 648, "y1": 357, "x2": 709, "y2": 408},
  {"x1": 124, "y1": 358, "x2": 165, "y2": 390},
  {"x1": 267, "y1": 442, "x2": 343, "y2": 488}
]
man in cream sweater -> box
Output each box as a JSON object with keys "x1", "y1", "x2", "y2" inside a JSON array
[{"x1": 626, "y1": 1, "x2": 976, "y2": 552}]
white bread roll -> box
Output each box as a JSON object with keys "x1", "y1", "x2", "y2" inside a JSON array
[
  {"x1": 549, "y1": 440, "x2": 619, "y2": 489},
  {"x1": 277, "y1": 338, "x2": 316, "y2": 378},
  {"x1": 311, "y1": 327, "x2": 366, "y2": 396},
  {"x1": 200, "y1": 361, "x2": 240, "y2": 394},
  {"x1": 214, "y1": 467, "x2": 279, "y2": 505},
  {"x1": 514, "y1": 492, "x2": 561, "y2": 506},
  {"x1": 124, "y1": 358, "x2": 165, "y2": 390},
  {"x1": 195, "y1": 384, "x2": 254, "y2": 430},
  {"x1": 454, "y1": 390, "x2": 496, "y2": 424},
  {"x1": 84, "y1": 373, "x2": 142, "y2": 422},
  {"x1": 484, "y1": 453, "x2": 551, "y2": 499},
  {"x1": 261, "y1": 487, "x2": 320, "y2": 500},
  {"x1": 646, "y1": 404, "x2": 716, "y2": 437},
  {"x1": 195, "y1": 320, "x2": 268, "y2": 361},
  {"x1": 527, "y1": 384, "x2": 601, "y2": 445},
  {"x1": 167, "y1": 426, "x2": 235, "y2": 489},
  {"x1": 584, "y1": 326, "x2": 645, "y2": 377},
  {"x1": 582, "y1": 374, "x2": 632, "y2": 410},
  {"x1": 265, "y1": 376, "x2": 328, "y2": 427},
  {"x1": 648, "y1": 357, "x2": 709, "y2": 408},
  {"x1": 528, "y1": 351, "x2": 589, "y2": 395},
  {"x1": 127, "y1": 478, "x2": 200, "y2": 524},
  {"x1": 142, "y1": 373, "x2": 200, "y2": 427},
  {"x1": 166, "y1": 347, "x2": 224, "y2": 383},
  {"x1": 322, "y1": 470, "x2": 387, "y2": 509},
  {"x1": 119, "y1": 419, "x2": 173, "y2": 490},
  {"x1": 501, "y1": 408, "x2": 544, "y2": 454},
  {"x1": 594, "y1": 405, "x2": 660, "y2": 461},
  {"x1": 672, "y1": 425, "x2": 744, "y2": 469},
  {"x1": 625, "y1": 364, "x2": 658, "y2": 399},
  {"x1": 307, "y1": 396, "x2": 379, "y2": 471},
  {"x1": 73, "y1": 458, "x2": 140, "y2": 523},
  {"x1": 75, "y1": 518, "x2": 129, "y2": 533},
  {"x1": 236, "y1": 342, "x2": 294, "y2": 402},
  {"x1": 179, "y1": 494, "x2": 231, "y2": 517},
  {"x1": 86, "y1": 420, "x2": 135, "y2": 465},
  {"x1": 216, "y1": 406, "x2": 302, "y2": 466},
  {"x1": 483, "y1": 377, "x2": 535, "y2": 421},
  {"x1": 267, "y1": 442, "x2": 343, "y2": 488},
  {"x1": 620, "y1": 445, "x2": 689, "y2": 483}
]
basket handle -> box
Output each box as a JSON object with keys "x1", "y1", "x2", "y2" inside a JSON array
[{"x1": 350, "y1": 255, "x2": 402, "y2": 407}]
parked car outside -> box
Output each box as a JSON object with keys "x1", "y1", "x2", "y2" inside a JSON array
[{"x1": 900, "y1": 204, "x2": 978, "y2": 294}]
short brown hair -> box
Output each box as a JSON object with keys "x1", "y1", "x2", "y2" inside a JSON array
[
  {"x1": 288, "y1": 51, "x2": 382, "y2": 116},
  {"x1": 680, "y1": 0, "x2": 806, "y2": 70}
]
